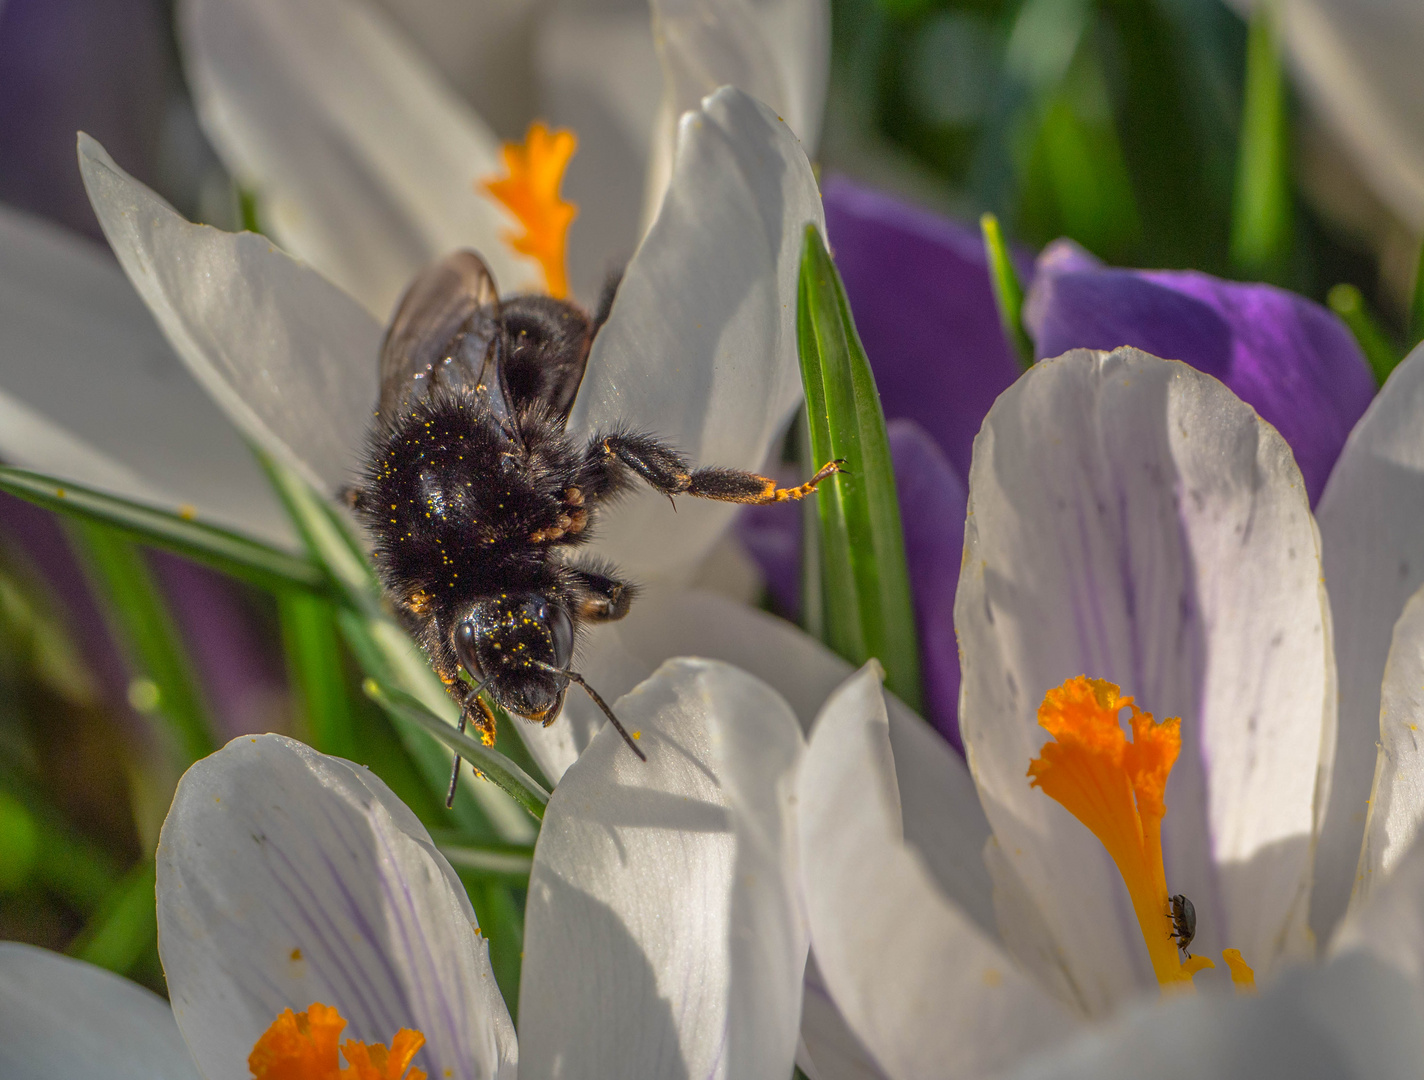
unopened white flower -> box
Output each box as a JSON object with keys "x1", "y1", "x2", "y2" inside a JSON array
[
  {"x1": 0, "y1": 656, "x2": 817, "y2": 1080},
  {"x1": 793, "y1": 345, "x2": 1424, "y2": 1079}
]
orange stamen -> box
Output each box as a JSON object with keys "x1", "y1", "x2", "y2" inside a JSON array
[
  {"x1": 1029, "y1": 676, "x2": 1213, "y2": 989},
  {"x1": 481, "y1": 122, "x2": 578, "y2": 298},
  {"x1": 248, "y1": 1003, "x2": 427, "y2": 1080},
  {"x1": 1221, "y1": 948, "x2": 1257, "y2": 993}
]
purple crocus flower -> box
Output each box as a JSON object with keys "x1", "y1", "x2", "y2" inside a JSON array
[
  {"x1": 1025, "y1": 239, "x2": 1377, "y2": 507},
  {"x1": 742, "y1": 177, "x2": 1378, "y2": 752}
]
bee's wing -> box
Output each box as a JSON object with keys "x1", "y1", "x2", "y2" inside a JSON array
[{"x1": 377, "y1": 250, "x2": 513, "y2": 430}]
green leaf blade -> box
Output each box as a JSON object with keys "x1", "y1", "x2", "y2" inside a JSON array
[
  {"x1": 797, "y1": 226, "x2": 924, "y2": 714},
  {"x1": 0, "y1": 466, "x2": 326, "y2": 595},
  {"x1": 1230, "y1": 0, "x2": 1292, "y2": 277}
]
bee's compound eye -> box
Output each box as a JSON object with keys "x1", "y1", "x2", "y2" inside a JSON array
[
  {"x1": 454, "y1": 619, "x2": 485, "y2": 680},
  {"x1": 547, "y1": 604, "x2": 574, "y2": 669}
]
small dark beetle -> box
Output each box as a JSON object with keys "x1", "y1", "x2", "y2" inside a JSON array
[{"x1": 1168, "y1": 892, "x2": 1197, "y2": 959}]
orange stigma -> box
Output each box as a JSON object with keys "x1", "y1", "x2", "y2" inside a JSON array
[
  {"x1": 1028, "y1": 677, "x2": 1213, "y2": 989},
  {"x1": 482, "y1": 122, "x2": 578, "y2": 298},
  {"x1": 248, "y1": 1002, "x2": 427, "y2": 1080}
]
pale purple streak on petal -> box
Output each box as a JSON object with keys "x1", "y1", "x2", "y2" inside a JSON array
[{"x1": 1026, "y1": 241, "x2": 1376, "y2": 505}]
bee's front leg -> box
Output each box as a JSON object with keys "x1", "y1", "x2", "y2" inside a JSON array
[{"x1": 566, "y1": 565, "x2": 636, "y2": 622}]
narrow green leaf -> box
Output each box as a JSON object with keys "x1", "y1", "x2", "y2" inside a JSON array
[
  {"x1": 434, "y1": 838, "x2": 535, "y2": 879},
  {"x1": 798, "y1": 225, "x2": 924, "y2": 713},
  {"x1": 980, "y1": 213, "x2": 1034, "y2": 368},
  {"x1": 0, "y1": 790, "x2": 38, "y2": 892},
  {"x1": 69, "y1": 521, "x2": 215, "y2": 766},
  {"x1": 467, "y1": 879, "x2": 525, "y2": 1021},
  {"x1": 363, "y1": 678, "x2": 550, "y2": 821},
  {"x1": 67, "y1": 860, "x2": 157, "y2": 976},
  {"x1": 1230, "y1": 0, "x2": 1292, "y2": 277},
  {"x1": 0, "y1": 466, "x2": 326, "y2": 595},
  {"x1": 31, "y1": 816, "x2": 123, "y2": 911},
  {"x1": 279, "y1": 591, "x2": 359, "y2": 759},
  {"x1": 1328, "y1": 284, "x2": 1402, "y2": 387}
]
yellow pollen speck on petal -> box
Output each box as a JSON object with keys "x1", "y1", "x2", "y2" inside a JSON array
[
  {"x1": 248, "y1": 1002, "x2": 428, "y2": 1080},
  {"x1": 481, "y1": 122, "x2": 578, "y2": 299},
  {"x1": 1222, "y1": 948, "x2": 1257, "y2": 992},
  {"x1": 1028, "y1": 676, "x2": 1208, "y2": 990}
]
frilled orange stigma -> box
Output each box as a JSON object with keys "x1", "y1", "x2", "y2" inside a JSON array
[
  {"x1": 481, "y1": 122, "x2": 578, "y2": 298},
  {"x1": 248, "y1": 1002, "x2": 427, "y2": 1080},
  {"x1": 1029, "y1": 677, "x2": 1213, "y2": 989}
]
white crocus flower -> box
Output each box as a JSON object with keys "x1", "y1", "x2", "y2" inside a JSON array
[
  {"x1": 179, "y1": 0, "x2": 828, "y2": 314},
  {"x1": 0, "y1": 656, "x2": 821, "y2": 1080},
  {"x1": 793, "y1": 345, "x2": 1424, "y2": 1079},
  {"x1": 72, "y1": 84, "x2": 822, "y2": 784}
]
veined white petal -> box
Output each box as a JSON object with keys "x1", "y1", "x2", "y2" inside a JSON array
[
  {"x1": 157, "y1": 734, "x2": 516, "y2": 1080},
  {"x1": 566, "y1": 87, "x2": 823, "y2": 582},
  {"x1": 799, "y1": 664, "x2": 1076, "y2": 1080},
  {"x1": 521, "y1": 586, "x2": 995, "y2": 930},
  {"x1": 79, "y1": 135, "x2": 382, "y2": 503},
  {"x1": 643, "y1": 0, "x2": 829, "y2": 224},
  {"x1": 1353, "y1": 584, "x2": 1424, "y2": 907},
  {"x1": 1007, "y1": 952, "x2": 1424, "y2": 1080},
  {"x1": 1315, "y1": 344, "x2": 1424, "y2": 939},
  {"x1": 374, "y1": 0, "x2": 544, "y2": 140},
  {"x1": 535, "y1": 5, "x2": 662, "y2": 303},
  {"x1": 798, "y1": 952, "x2": 889, "y2": 1080},
  {"x1": 0, "y1": 205, "x2": 292, "y2": 547},
  {"x1": 180, "y1": 0, "x2": 538, "y2": 319},
  {"x1": 956, "y1": 348, "x2": 1331, "y2": 1009},
  {"x1": 519, "y1": 658, "x2": 806, "y2": 1080},
  {"x1": 0, "y1": 944, "x2": 199, "y2": 1080}
]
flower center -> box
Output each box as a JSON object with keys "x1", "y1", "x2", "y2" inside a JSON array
[
  {"x1": 1028, "y1": 676, "x2": 1216, "y2": 990},
  {"x1": 481, "y1": 122, "x2": 578, "y2": 299},
  {"x1": 248, "y1": 1002, "x2": 427, "y2": 1080}
]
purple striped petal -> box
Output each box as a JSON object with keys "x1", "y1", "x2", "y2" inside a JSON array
[
  {"x1": 1025, "y1": 240, "x2": 1376, "y2": 505},
  {"x1": 823, "y1": 176, "x2": 1023, "y2": 483},
  {"x1": 157, "y1": 734, "x2": 516, "y2": 1080}
]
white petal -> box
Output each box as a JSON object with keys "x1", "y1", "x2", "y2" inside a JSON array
[
  {"x1": 157, "y1": 734, "x2": 516, "y2": 1080},
  {"x1": 565, "y1": 87, "x2": 824, "y2": 582},
  {"x1": 1331, "y1": 821, "x2": 1424, "y2": 992},
  {"x1": 79, "y1": 135, "x2": 382, "y2": 502},
  {"x1": 0, "y1": 205, "x2": 293, "y2": 547},
  {"x1": 521, "y1": 584, "x2": 995, "y2": 931},
  {"x1": 534, "y1": 5, "x2": 663, "y2": 302},
  {"x1": 374, "y1": 0, "x2": 544, "y2": 140},
  {"x1": 1352, "y1": 583, "x2": 1424, "y2": 907},
  {"x1": 799, "y1": 663, "x2": 1076, "y2": 1080},
  {"x1": 956, "y1": 348, "x2": 1332, "y2": 1009},
  {"x1": 643, "y1": 0, "x2": 829, "y2": 224},
  {"x1": 180, "y1": 0, "x2": 538, "y2": 319},
  {"x1": 1315, "y1": 344, "x2": 1424, "y2": 939},
  {"x1": 518, "y1": 658, "x2": 806, "y2": 1080},
  {"x1": 798, "y1": 952, "x2": 889, "y2": 1080},
  {"x1": 1007, "y1": 952, "x2": 1424, "y2": 1080},
  {"x1": 0, "y1": 944, "x2": 199, "y2": 1080}
]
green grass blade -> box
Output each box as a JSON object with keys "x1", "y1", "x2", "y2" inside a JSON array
[
  {"x1": 980, "y1": 213, "x2": 1034, "y2": 368},
  {"x1": 69, "y1": 521, "x2": 216, "y2": 767},
  {"x1": 798, "y1": 225, "x2": 923, "y2": 713},
  {"x1": 1409, "y1": 239, "x2": 1424, "y2": 353},
  {"x1": 279, "y1": 591, "x2": 359, "y2": 760},
  {"x1": 1230, "y1": 0, "x2": 1292, "y2": 277},
  {"x1": 67, "y1": 860, "x2": 157, "y2": 976},
  {"x1": 363, "y1": 678, "x2": 549, "y2": 821},
  {"x1": 0, "y1": 466, "x2": 326, "y2": 595},
  {"x1": 434, "y1": 838, "x2": 535, "y2": 879},
  {"x1": 1328, "y1": 284, "x2": 1402, "y2": 386}
]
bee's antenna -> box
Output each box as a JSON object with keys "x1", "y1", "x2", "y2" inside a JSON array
[
  {"x1": 447, "y1": 677, "x2": 490, "y2": 808},
  {"x1": 535, "y1": 663, "x2": 647, "y2": 762}
]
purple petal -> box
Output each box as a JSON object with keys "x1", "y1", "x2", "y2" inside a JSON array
[
  {"x1": 823, "y1": 176, "x2": 1023, "y2": 482},
  {"x1": 736, "y1": 419, "x2": 967, "y2": 749},
  {"x1": 887, "y1": 419, "x2": 967, "y2": 752},
  {"x1": 0, "y1": 0, "x2": 168, "y2": 240},
  {"x1": 1025, "y1": 239, "x2": 1376, "y2": 505}
]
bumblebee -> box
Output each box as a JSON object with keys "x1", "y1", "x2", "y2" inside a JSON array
[{"x1": 352, "y1": 251, "x2": 841, "y2": 802}]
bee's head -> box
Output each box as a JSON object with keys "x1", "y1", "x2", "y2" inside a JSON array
[{"x1": 453, "y1": 593, "x2": 574, "y2": 721}]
